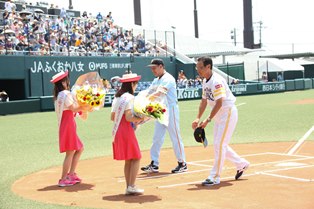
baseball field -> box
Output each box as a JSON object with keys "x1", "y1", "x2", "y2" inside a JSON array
[{"x1": 1, "y1": 89, "x2": 314, "y2": 209}]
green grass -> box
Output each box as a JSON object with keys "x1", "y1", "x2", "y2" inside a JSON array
[{"x1": 0, "y1": 89, "x2": 313, "y2": 209}]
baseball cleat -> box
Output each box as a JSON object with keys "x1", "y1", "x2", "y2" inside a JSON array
[
  {"x1": 171, "y1": 162, "x2": 188, "y2": 173},
  {"x1": 141, "y1": 161, "x2": 159, "y2": 173},
  {"x1": 235, "y1": 163, "x2": 250, "y2": 180},
  {"x1": 201, "y1": 178, "x2": 220, "y2": 186}
]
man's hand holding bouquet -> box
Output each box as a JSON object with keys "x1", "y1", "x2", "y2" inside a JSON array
[
  {"x1": 71, "y1": 72, "x2": 107, "y2": 120},
  {"x1": 133, "y1": 88, "x2": 169, "y2": 126}
]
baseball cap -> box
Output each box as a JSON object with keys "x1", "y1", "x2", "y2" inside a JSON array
[
  {"x1": 193, "y1": 127, "x2": 208, "y2": 148},
  {"x1": 147, "y1": 58, "x2": 164, "y2": 67}
]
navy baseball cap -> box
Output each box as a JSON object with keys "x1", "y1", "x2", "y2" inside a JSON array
[
  {"x1": 147, "y1": 58, "x2": 164, "y2": 67},
  {"x1": 193, "y1": 127, "x2": 208, "y2": 148}
]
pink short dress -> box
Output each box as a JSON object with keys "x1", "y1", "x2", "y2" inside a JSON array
[
  {"x1": 59, "y1": 110, "x2": 83, "y2": 153},
  {"x1": 113, "y1": 115, "x2": 141, "y2": 160}
]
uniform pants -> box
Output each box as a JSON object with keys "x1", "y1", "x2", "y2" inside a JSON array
[
  {"x1": 150, "y1": 104, "x2": 186, "y2": 166},
  {"x1": 209, "y1": 106, "x2": 249, "y2": 180}
]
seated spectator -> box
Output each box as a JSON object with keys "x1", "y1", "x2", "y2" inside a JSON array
[
  {"x1": 110, "y1": 76, "x2": 120, "y2": 91},
  {"x1": 60, "y1": 8, "x2": 67, "y2": 19},
  {"x1": 0, "y1": 42, "x2": 5, "y2": 55},
  {"x1": 277, "y1": 72, "x2": 283, "y2": 81},
  {"x1": 0, "y1": 91, "x2": 9, "y2": 102},
  {"x1": 39, "y1": 44, "x2": 48, "y2": 55},
  {"x1": 2, "y1": 10, "x2": 10, "y2": 25},
  {"x1": 231, "y1": 79, "x2": 239, "y2": 85},
  {"x1": 82, "y1": 11, "x2": 88, "y2": 18},
  {"x1": 96, "y1": 12, "x2": 103, "y2": 23},
  {"x1": 5, "y1": 0, "x2": 16, "y2": 13},
  {"x1": 262, "y1": 71, "x2": 268, "y2": 82},
  {"x1": 177, "y1": 70, "x2": 188, "y2": 88},
  {"x1": 195, "y1": 75, "x2": 202, "y2": 85}
]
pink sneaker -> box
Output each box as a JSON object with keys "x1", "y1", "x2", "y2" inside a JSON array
[
  {"x1": 67, "y1": 173, "x2": 82, "y2": 183},
  {"x1": 58, "y1": 178, "x2": 75, "y2": 187}
]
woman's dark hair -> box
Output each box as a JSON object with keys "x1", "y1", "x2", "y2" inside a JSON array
[
  {"x1": 115, "y1": 81, "x2": 138, "y2": 97},
  {"x1": 53, "y1": 76, "x2": 70, "y2": 101}
]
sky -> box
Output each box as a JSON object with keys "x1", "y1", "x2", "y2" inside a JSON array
[{"x1": 27, "y1": 0, "x2": 314, "y2": 53}]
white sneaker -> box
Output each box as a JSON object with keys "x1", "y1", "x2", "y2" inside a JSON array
[{"x1": 125, "y1": 186, "x2": 144, "y2": 195}]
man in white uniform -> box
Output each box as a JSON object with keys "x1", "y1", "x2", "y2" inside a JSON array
[
  {"x1": 192, "y1": 57, "x2": 250, "y2": 185},
  {"x1": 141, "y1": 59, "x2": 187, "y2": 173}
]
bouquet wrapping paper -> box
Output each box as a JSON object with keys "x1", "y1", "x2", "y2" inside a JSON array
[
  {"x1": 133, "y1": 89, "x2": 169, "y2": 126},
  {"x1": 71, "y1": 72, "x2": 107, "y2": 120}
]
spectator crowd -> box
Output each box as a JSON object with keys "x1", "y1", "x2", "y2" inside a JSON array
[{"x1": 0, "y1": 0, "x2": 161, "y2": 56}]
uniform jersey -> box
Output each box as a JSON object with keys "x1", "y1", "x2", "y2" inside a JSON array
[
  {"x1": 150, "y1": 72, "x2": 177, "y2": 106},
  {"x1": 202, "y1": 72, "x2": 236, "y2": 108}
]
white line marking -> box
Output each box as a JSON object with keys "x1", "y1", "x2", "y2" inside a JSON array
[
  {"x1": 266, "y1": 152, "x2": 314, "y2": 158},
  {"x1": 190, "y1": 155, "x2": 314, "y2": 170},
  {"x1": 158, "y1": 165, "x2": 314, "y2": 189},
  {"x1": 236, "y1": 102, "x2": 246, "y2": 107},
  {"x1": 256, "y1": 164, "x2": 314, "y2": 173},
  {"x1": 117, "y1": 168, "x2": 210, "y2": 182},
  {"x1": 287, "y1": 125, "x2": 314, "y2": 155},
  {"x1": 118, "y1": 155, "x2": 314, "y2": 183},
  {"x1": 157, "y1": 173, "x2": 257, "y2": 189},
  {"x1": 260, "y1": 172, "x2": 312, "y2": 182},
  {"x1": 121, "y1": 153, "x2": 277, "y2": 182},
  {"x1": 188, "y1": 152, "x2": 271, "y2": 164},
  {"x1": 187, "y1": 162, "x2": 211, "y2": 167},
  {"x1": 237, "y1": 157, "x2": 314, "y2": 168}
]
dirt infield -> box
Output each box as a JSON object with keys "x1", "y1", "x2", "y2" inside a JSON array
[{"x1": 12, "y1": 141, "x2": 314, "y2": 209}]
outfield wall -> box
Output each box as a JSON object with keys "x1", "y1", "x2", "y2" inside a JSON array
[
  {"x1": 0, "y1": 56, "x2": 176, "y2": 100},
  {"x1": 1, "y1": 79, "x2": 313, "y2": 115}
]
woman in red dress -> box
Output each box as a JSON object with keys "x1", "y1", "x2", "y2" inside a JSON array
[
  {"x1": 51, "y1": 71, "x2": 88, "y2": 187},
  {"x1": 111, "y1": 73, "x2": 145, "y2": 195}
]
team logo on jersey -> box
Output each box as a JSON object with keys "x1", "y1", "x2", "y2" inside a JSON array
[
  {"x1": 215, "y1": 84, "x2": 222, "y2": 89},
  {"x1": 204, "y1": 87, "x2": 214, "y2": 101}
]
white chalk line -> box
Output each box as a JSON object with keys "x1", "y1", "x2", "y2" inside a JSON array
[
  {"x1": 287, "y1": 125, "x2": 314, "y2": 155},
  {"x1": 158, "y1": 164, "x2": 314, "y2": 189},
  {"x1": 118, "y1": 154, "x2": 314, "y2": 183},
  {"x1": 118, "y1": 152, "x2": 269, "y2": 182},
  {"x1": 259, "y1": 172, "x2": 312, "y2": 182}
]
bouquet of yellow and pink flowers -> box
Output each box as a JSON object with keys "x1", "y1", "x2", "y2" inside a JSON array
[
  {"x1": 133, "y1": 90, "x2": 168, "y2": 126},
  {"x1": 71, "y1": 72, "x2": 107, "y2": 120}
]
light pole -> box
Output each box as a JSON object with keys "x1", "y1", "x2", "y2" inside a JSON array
[
  {"x1": 171, "y1": 26, "x2": 176, "y2": 57},
  {"x1": 253, "y1": 20, "x2": 263, "y2": 48},
  {"x1": 69, "y1": 0, "x2": 73, "y2": 9},
  {"x1": 194, "y1": 0, "x2": 199, "y2": 38},
  {"x1": 230, "y1": 28, "x2": 237, "y2": 46}
]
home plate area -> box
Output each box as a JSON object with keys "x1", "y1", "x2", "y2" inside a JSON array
[{"x1": 12, "y1": 142, "x2": 314, "y2": 209}]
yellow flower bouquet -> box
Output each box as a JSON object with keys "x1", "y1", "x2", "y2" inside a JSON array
[
  {"x1": 71, "y1": 72, "x2": 107, "y2": 120},
  {"x1": 76, "y1": 84, "x2": 105, "y2": 108}
]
